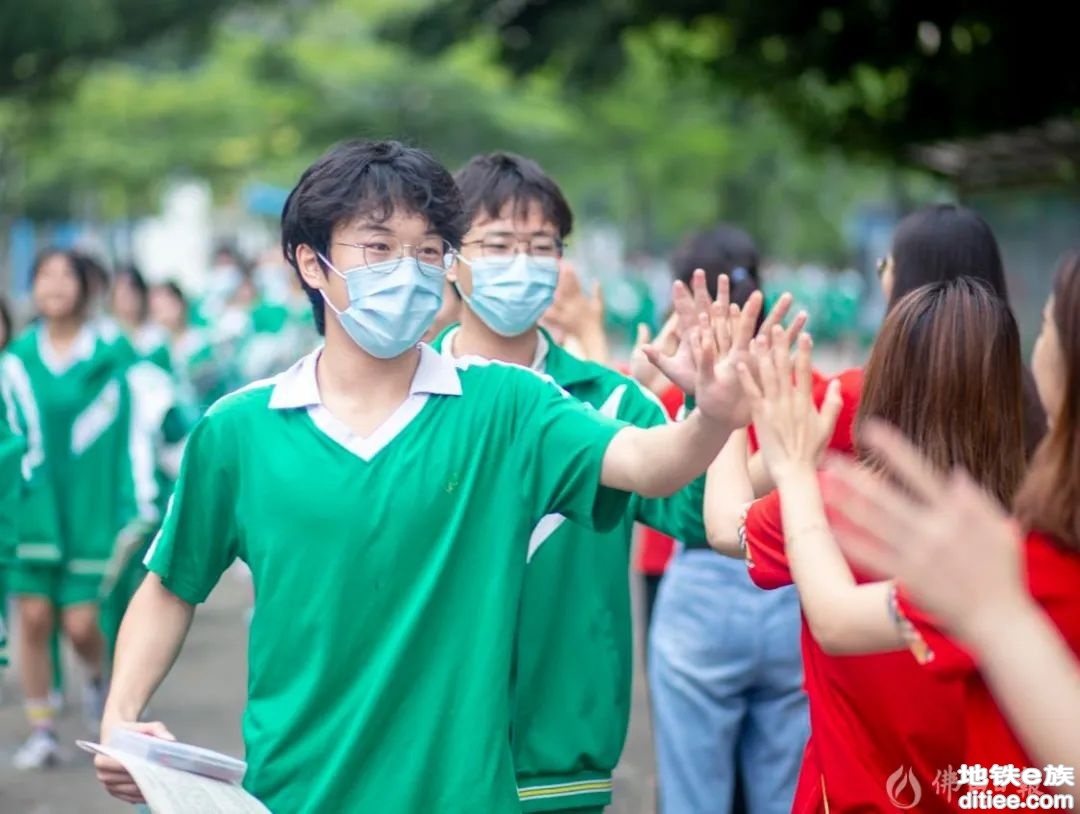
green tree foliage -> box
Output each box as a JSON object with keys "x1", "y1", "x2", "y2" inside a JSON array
[
  {"x1": 0, "y1": 0, "x2": 256, "y2": 95},
  {"x1": 395, "y1": 0, "x2": 1080, "y2": 155},
  {"x1": 2, "y1": 0, "x2": 936, "y2": 260}
]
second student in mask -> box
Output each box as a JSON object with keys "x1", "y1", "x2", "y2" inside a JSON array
[{"x1": 433, "y1": 152, "x2": 715, "y2": 813}]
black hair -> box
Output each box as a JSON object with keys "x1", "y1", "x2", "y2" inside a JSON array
[
  {"x1": 888, "y1": 204, "x2": 1008, "y2": 308},
  {"x1": 0, "y1": 295, "x2": 12, "y2": 351},
  {"x1": 115, "y1": 263, "x2": 150, "y2": 322},
  {"x1": 213, "y1": 244, "x2": 244, "y2": 265},
  {"x1": 281, "y1": 139, "x2": 467, "y2": 335},
  {"x1": 454, "y1": 152, "x2": 573, "y2": 240},
  {"x1": 72, "y1": 251, "x2": 110, "y2": 293},
  {"x1": 157, "y1": 280, "x2": 189, "y2": 308},
  {"x1": 888, "y1": 203, "x2": 1047, "y2": 459},
  {"x1": 671, "y1": 224, "x2": 764, "y2": 329},
  {"x1": 31, "y1": 248, "x2": 91, "y2": 318}
]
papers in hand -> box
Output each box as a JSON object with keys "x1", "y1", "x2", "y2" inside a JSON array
[{"x1": 78, "y1": 732, "x2": 270, "y2": 814}]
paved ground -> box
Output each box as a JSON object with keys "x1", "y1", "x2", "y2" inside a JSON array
[{"x1": 0, "y1": 571, "x2": 658, "y2": 814}]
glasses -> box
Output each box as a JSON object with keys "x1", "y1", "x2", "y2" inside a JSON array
[
  {"x1": 334, "y1": 238, "x2": 455, "y2": 271},
  {"x1": 461, "y1": 234, "x2": 564, "y2": 259},
  {"x1": 876, "y1": 256, "x2": 889, "y2": 277}
]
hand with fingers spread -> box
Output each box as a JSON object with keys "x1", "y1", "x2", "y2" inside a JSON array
[
  {"x1": 737, "y1": 329, "x2": 843, "y2": 484},
  {"x1": 823, "y1": 421, "x2": 1026, "y2": 643},
  {"x1": 686, "y1": 287, "x2": 768, "y2": 428},
  {"x1": 642, "y1": 269, "x2": 807, "y2": 397},
  {"x1": 641, "y1": 269, "x2": 716, "y2": 394}
]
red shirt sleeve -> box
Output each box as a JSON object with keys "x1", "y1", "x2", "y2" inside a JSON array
[
  {"x1": 634, "y1": 383, "x2": 685, "y2": 575},
  {"x1": 743, "y1": 488, "x2": 793, "y2": 589},
  {"x1": 748, "y1": 368, "x2": 863, "y2": 455},
  {"x1": 828, "y1": 368, "x2": 864, "y2": 456},
  {"x1": 893, "y1": 586, "x2": 977, "y2": 677}
]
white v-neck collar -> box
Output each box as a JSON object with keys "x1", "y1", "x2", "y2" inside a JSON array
[
  {"x1": 268, "y1": 344, "x2": 461, "y2": 462},
  {"x1": 38, "y1": 324, "x2": 97, "y2": 376},
  {"x1": 441, "y1": 326, "x2": 549, "y2": 373}
]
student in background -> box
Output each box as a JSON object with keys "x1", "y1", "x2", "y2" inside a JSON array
[
  {"x1": 433, "y1": 152, "x2": 763, "y2": 814},
  {"x1": 647, "y1": 226, "x2": 809, "y2": 814},
  {"x1": 6, "y1": 249, "x2": 159, "y2": 769},
  {"x1": 149, "y1": 282, "x2": 222, "y2": 413},
  {"x1": 110, "y1": 265, "x2": 171, "y2": 371},
  {"x1": 193, "y1": 245, "x2": 247, "y2": 327}
]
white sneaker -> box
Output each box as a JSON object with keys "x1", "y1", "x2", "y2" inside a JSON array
[
  {"x1": 12, "y1": 729, "x2": 64, "y2": 770},
  {"x1": 82, "y1": 679, "x2": 107, "y2": 732}
]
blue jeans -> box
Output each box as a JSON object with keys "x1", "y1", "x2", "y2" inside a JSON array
[{"x1": 648, "y1": 550, "x2": 808, "y2": 814}]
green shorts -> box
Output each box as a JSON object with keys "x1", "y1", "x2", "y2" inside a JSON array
[{"x1": 7, "y1": 562, "x2": 101, "y2": 608}]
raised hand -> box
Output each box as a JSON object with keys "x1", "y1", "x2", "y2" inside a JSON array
[
  {"x1": 823, "y1": 421, "x2": 1025, "y2": 641},
  {"x1": 641, "y1": 269, "x2": 716, "y2": 394},
  {"x1": 689, "y1": 286, "x2": 767, "y2": 428},
  {"x1": 736, "y1": 329, "x2": 842, "y2": 483},
  {"x1": 643, "y1": 267, "x2": 809, "y2": 396},
  {"x1": 629, "y1": 315, "x2": 676, "y2": 395},
  {"x1": 544, "y1": 261, "x2": 605, "y2": 342}
]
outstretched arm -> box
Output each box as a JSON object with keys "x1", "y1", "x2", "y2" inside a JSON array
[{"x1": 739, "y1": 331, "x2": 904, "y2": 654}]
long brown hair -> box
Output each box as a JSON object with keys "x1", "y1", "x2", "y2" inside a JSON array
[
  {"x1": 856, "y1": 277, "x2": 1026, "y2": 505},
  {"x1": 1015, "y1": 251, "x2": 1080, "y2": 548}
]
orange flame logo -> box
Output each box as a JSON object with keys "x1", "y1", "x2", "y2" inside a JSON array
[{"x1": 886, "y1": 766, "x2": 923, "y2": 809}]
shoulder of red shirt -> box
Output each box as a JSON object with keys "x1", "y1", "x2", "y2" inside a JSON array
[{"x1": 748, "y1": 367, "x2": 863, "y2": 456}]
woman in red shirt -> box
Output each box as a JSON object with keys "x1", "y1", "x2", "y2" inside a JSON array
[
  {"x1": 820, "y1": 249, "x2": 1080, "y2": 786},
  {"x1": 707, "y1": 278, "x2": 1028, "y2": 812}
]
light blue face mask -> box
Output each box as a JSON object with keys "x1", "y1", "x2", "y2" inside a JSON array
[
  {"x1": 318, "y1": 254, "x2": 445, "y2": 359},
  {"x1": 461, "y1": 253, "x2": 559, "y2": 337}
]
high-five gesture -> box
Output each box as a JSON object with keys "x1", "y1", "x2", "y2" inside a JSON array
[
  {"x1": 736, "y1": 330, "x2": 843, "y2": 483},
  {"x1": 682, "y1": 289, "x2": 763, "y2": 429},
  {"x1": 641, "y1": 268, "x2": 806, "y2": 396}
]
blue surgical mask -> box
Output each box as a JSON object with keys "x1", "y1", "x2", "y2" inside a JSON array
[
  {"x1": 318, "y1": 254, "x2": 445, "y2": 359},
  {"x1": 461, "y1": 253, "x2": 559, "y2": 337}
]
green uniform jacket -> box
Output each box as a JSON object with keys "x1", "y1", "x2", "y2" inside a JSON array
[
  {"x1": 7, "y1": 327, "x2": 159, "y2": 579},
  {"x1": 2, "y1": 349, "x2": 56, "y2": 666},
  {"x1": 432, "y1": 327, "x2": 709, "y2": 811}
]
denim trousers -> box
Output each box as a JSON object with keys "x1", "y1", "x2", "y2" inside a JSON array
[{"x1": 648, "y1": 550, "x2": 808, "y2": 814}]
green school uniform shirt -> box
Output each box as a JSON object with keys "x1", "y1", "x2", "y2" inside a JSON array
[
  {"x1": 7, "y1": 326, "x2": 159, "y2": 577},
  {"x1": 144, "y1": 344, "x2": 632, "y2": 814},
  {"x1": 434, "y1": 326, "x2": 708, "y2": 811},
  {"x1": 2, "y1": 348, "x2": 55, "y2": 664}
]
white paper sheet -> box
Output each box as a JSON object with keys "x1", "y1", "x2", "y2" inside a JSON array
[{"x1": 78, "y1": 742, "x2": 271, "y2": 814}]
